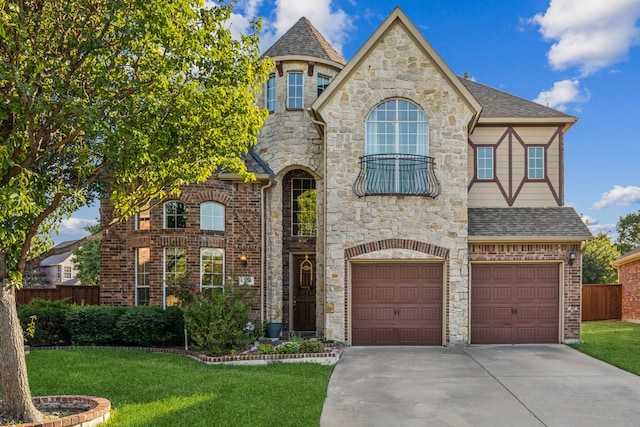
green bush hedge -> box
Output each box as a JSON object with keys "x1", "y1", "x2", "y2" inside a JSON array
[
  {"x1": 18, "y1": 299, "x2": 72, "y2": 346},
  {"x1": 18, "y1": 301, "x2": 180, "y2": 347},
  {"x1": 65, "y1": 305, "x2": 125, "y2": 345}
]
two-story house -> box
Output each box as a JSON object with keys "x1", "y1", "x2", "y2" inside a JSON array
[{"x1": 100, "y1": 8, "x2": 591, "y2": 345}]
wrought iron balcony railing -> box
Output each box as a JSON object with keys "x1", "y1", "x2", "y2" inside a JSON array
[{"x1": 352, "y1": 153, "x2": 442, "y2": 198}]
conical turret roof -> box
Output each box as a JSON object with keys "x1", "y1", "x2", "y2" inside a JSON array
[{"x1": 262, "y1": 17, "x2": 346, "y2": 65}]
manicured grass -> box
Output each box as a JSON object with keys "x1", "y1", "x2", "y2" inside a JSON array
[
  {"x1": 23, "y1": 348, "x2": 334, "y2": 426},
  {"x1": 572, "y1": 321, "x2": 640, "y2": 375}
]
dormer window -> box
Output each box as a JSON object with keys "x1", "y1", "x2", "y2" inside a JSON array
[
  {"x1": 287, "y1": 72, "x2": 303, "y2": 109},
  {"x1": 317, "y1": 75, "x2": 330, "y2": 96}
]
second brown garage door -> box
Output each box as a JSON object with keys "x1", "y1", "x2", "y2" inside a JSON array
[
  {"x1": 471, "y1": 264, "x2": 559, "y2": 344},
  {"x1": 351, "y1": 263, "x2": 443, "y2": 345}
]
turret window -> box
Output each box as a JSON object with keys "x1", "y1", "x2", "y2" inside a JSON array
[
  {"x1": 266, "y1": 75, "x2": 276, "y2": 112},
  {"x1": 287, "y1": 72, "x2": 303, "y2": 109},
  {"x1": 317, "y1": 75, "x2": 330, "y2": 96}
]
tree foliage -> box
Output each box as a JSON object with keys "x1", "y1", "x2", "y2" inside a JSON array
[
  {"x1": 72, "y1": 224, "x2": 101, "y2": 286},
  {"x1": 0, "y1": 0, "x2": 271, "y2": 422},
  {"x1": 582, "y1": 232, "x2": 620, "y2": 284},
  {"x1": 616, "y1": 210, "x2": 640, "y2": 255}
]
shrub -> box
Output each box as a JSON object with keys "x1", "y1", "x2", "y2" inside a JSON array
[
  {"x1": 275, "y1": 342, "x2": 300, "y2": 354},
  {"x1": 116, "y1": 306, "x2": 173, "y2": 347},
  {"x1": 182, "y1": 283, "x2": 262, "y2": 355},
  {"x1": 299, "y1": 339, "x2": 325, "y2": 354},
  {"x1": 18, "y1": 299, "x2": 72, "y2": 346},
  {"x1": 65, "y1": 306, "x2": 124, "y2": 345},
  {"x1": 257, "y1": 343, "x2": 275, "y2": 355},
  {"x1": 165, "y1": 305, "x2": 186, "y2": 346}
]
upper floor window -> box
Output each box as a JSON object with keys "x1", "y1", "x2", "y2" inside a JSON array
[
  {"x1": 135, "y1": 203, "x2": 150, "y2": 230},
  {"x1": 317, "y1": 75, "x2": 330, "y2": 96},
  {"x1": 477, "y1": 147, "x2": 494, "y2": 180},
  {"x1": 266, "y1": 75, "x2": 276, "y2": 112},
  {"x1": 200, "y1": 202, "x2": 224, "y2": 231},
  {"x1": 201, "y1": 248, "x2": 224, "y2": 290},
  {"x1": 63, "y1": 265, "x2": 73, "y2": 280},
  {"x1": 528, "y1": 147, "x2": 544, "y2": 179},
  {"x1": 355, "y1": 99, "x2": 439, "y2": 197},
  {"x1": 164, "y1": 201, "x2": 186, "y2": 229},
  {"x1": 287, "y1": 72, "x2": 303, "y2": 109},
  {"x1": 292, "y1": 178, "x2": 316, "y2": 236}
]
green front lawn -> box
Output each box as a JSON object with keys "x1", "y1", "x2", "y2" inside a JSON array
[
  {"x1": 572, "y1": 321, "x2": 640, "y2": 375},
  {"x1": 24, "y1": 348, "x2": 334, "y2": 427}
]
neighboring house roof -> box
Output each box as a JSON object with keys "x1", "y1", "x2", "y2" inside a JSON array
[
  {"x1": 40, "y1": 240, "x2": 78, "y2": 266},
  {"x1": 612, "y1": 246, "x2": 640, "y2": 267},
  {"x1": 468, "y1": 207, "x2": 592, "y2": 242},
  {"x1": 460, "y1": 78, "x2": 577, "y2": 130},
  {"x1": 261, "y1": 17, "x2": 346, "y2": 65}
]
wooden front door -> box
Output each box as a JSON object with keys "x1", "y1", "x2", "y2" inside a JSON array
[{"x1": 293, "y1": 254, "x2": 316, "y2": 332}]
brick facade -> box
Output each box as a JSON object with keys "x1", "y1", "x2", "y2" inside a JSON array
[
  {"x1": 617, "y1": 258, "x2": 640, "y2": 321},
  {"x1": 100, "y1": 177, "x2": 264, "y2": 311}
]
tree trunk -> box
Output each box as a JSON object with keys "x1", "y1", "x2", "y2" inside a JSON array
[{"x1": 0, "y1": 278, "x2": 43, "y2": 423}]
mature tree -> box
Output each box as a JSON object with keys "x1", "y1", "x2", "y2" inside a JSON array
[
  {"x1": 0, "y1": 0, "x2": 270, "y2": 421},
  {"x1": 616, "y1": 210, "x2": 640, "y2": 255},
  {"x1": 582, "y1": 232, "x2": 621, "y2": 284},
  {"x1": 72, "y1": 224, "x2": 101, "y2": 286}
]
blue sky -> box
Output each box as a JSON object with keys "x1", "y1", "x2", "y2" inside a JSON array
[{"x1": 54, "y1": 0, "x2": 640, "y2": 243}]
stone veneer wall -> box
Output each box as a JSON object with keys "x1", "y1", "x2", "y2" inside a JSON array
[
  {"x1": 100, "y1": 178, "x2": 264, "y2": 310},
  {"x1": 468, "y1": 243, "x2": 583, "y2": 341},
  {"x1": 618, "y1": 259, "x2": 640, "y2": 321},
  {"x1": 316, "y1": 23, "x2": 475, "y2": 343},
  {"x1": 255, "y1": 60, "x2": 341, "y2": 329}
]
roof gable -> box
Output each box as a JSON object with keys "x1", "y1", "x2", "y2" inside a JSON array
[
  {"x1": 311, "y1": 7, "x2": 482, "y2": 122},
  {"x1": 261, "y1": 17, "x2": 346, "y2": 65}
]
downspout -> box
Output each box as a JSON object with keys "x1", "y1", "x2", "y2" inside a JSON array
[
  {"x1": 308, "y1": 108, "x2": 327, "y2": 339},
  {"x1": 260, "y1": 178, "x2": 273, "y2": 323}
]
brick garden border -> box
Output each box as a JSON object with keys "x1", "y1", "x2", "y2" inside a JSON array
[{"x1": 0, "y1": 396, "x2": 110, "y2": 427}]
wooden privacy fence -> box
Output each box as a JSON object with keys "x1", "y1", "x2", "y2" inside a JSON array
[
  {"x1": 582, "y1": 284, "x2": 621, "y2": 321},
  {"x1": 16, "y1": 285, "x2": 100, "y2": 306}
]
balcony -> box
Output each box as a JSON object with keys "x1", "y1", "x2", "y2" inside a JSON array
[{"x1": 353, "y1": 153, "x2": 441, "y2": 198}]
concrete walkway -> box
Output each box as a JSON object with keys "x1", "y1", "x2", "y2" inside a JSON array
[{"x1": 320, "y1": 345, "x2": 640, "y2": 427}]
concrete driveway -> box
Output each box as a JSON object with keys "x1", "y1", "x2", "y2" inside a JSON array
[{"x1": 320, "y1": 345, "x2": 640, "y2": 427}]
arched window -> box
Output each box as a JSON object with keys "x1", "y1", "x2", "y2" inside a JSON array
[
  {"x1": 366, "y1": 99, "x2": 428, "y2": 156},
  {"x1": 355, "y1": 99, "x2": 439, "y2": 197},
  {"x1": 164, "y1": 201, "x2": 186, "y2": 229},
  {"x1": 200, "y1": 202, "x2": 225, "y2": 231}
]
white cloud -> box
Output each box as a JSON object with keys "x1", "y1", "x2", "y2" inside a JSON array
[
  {"x1": 593, "y1": 185, "x2": 640, "y2": 209},
  {"x1": 587, "y1": 222, "x2": 617, "y2": 235},
  {"x1": 533, "y1": 79, "x2": 589, "y2": 111},
  {"x1": 54, "y1": 217, "x2": 97, "y2": 243},
  {"x1": 531, "y1": 0, "x2": 640, "y2": 75}
]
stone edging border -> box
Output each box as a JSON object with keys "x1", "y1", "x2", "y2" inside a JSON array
[{"x1": 29, "y1": 345, "x2": 344, "y2": 366}]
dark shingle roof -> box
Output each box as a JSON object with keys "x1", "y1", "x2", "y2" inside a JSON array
[
  {"x1": 469, "y1": 207, "x2": 592, "y2": 239},
  {"x1": 460, "y1": 78, "x2": 575, "y2": 120},
  {"x1": 261, "y1": 17, "x2": 346, "y2": 65},
  {"x1": 244, "y1": 148, "x2": 274, "y2": 177}
]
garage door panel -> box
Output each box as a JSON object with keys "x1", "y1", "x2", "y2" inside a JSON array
[
  {"x1": 471, "y1": 264, "x2": 559, "y2": 344},
  {"x1": 352, "y1": 263, "x2": 443, "y2": 346}
]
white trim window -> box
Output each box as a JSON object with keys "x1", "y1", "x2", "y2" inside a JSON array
[
  {"x1": 200, "y1": 202, "x2": 224, "y2": 231},
  {"x1": 266, "y1": 75, "x2": 276, "y2": 112},
  {"x1": 477, "y1": 147, "x2": 494, "y2": 180},
  {"x1": 528, "y1": 147, "x2": 544, "y2": 179},
  {"x1": 164, "y1": 247, "x2": 186, "y2": 307},
  {"x1": 201, "y1": 248, "x2": 224, "y2": 290},
  {"x1": 164, "y1": 201, "x2": 186, "y2": 229},
  {"x1": 135, "y1": 247, "x2": 150, "y2": 306},
  {"x1": 287, "y1": 72, "x2": 303, "y2": 109}
]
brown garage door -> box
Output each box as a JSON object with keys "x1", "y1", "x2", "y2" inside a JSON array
[
  {"x1": 351, "y1": 263, "x2": 443, "y2": 345},
  {"x1": 471, "y1": 264, "x2": 559, "y2": 344}
]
